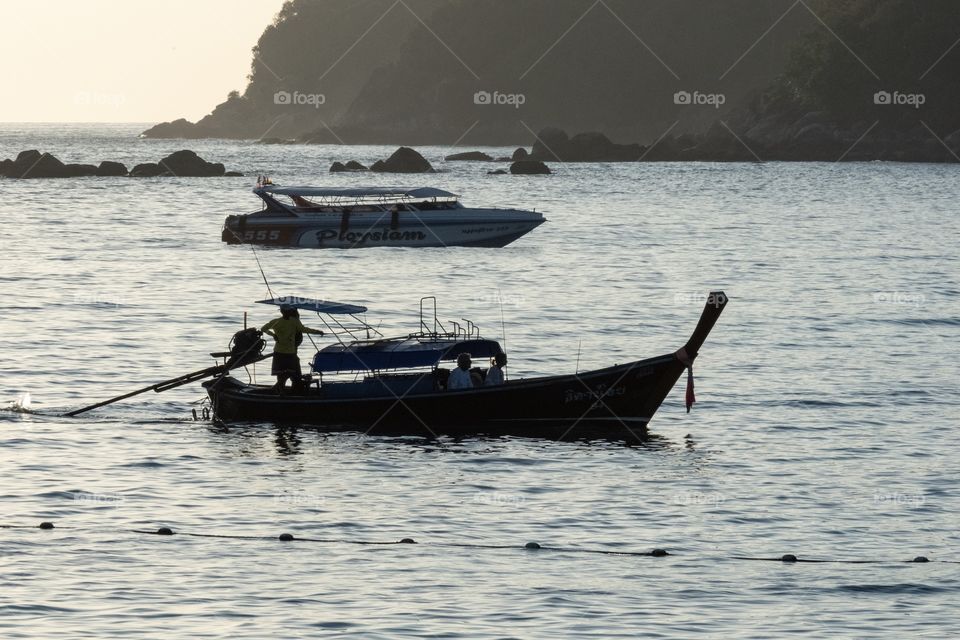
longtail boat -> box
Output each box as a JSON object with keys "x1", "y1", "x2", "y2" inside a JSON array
[{"x1": 202, "y1": 292, "x2": 729, "y2": 442}]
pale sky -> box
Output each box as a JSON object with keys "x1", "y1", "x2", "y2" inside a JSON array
[{"x1": 0, "y1": 0, "x2": 286, "y2": 122}]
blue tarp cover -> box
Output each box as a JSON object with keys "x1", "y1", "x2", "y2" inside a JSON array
[{"x1": 312, "y1": 338, "x2": 503, "y2": 373}]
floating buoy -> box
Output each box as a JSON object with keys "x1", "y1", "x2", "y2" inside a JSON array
[{"x1": 9, "y1": 521, "x2": 948, "y2": 567}]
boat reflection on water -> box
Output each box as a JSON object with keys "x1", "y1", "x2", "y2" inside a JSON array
[{"x1": 205, "y1": 423, "x2": 682, "y2": 457}]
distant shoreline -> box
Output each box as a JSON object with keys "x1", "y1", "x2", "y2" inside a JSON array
[{"x1": 3, "y1": 122, "x2": 958, "y2": 165}]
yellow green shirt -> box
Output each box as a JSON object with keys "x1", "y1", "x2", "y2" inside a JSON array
[{"x1": 261, "y1": 317, "x2": 323, "y2": 354}]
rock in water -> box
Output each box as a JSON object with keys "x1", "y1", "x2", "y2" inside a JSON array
[
  {"x1": 530, "y1": 128, "x2": 642, "y2": 162},
  {"x1": 332, "y1": 160, "x2": 369, "y2": 172},
  {"x1": 27, "y1": 153, "x2": 68, "y2": 178},
  {"x1": 510, "y1": 160, "x2": 551, "y2": 175},
  {"x1": 130, "y1": 162, "x2": 163, "y2": 177},
  {"x1": 13, "y1": 151, "x2": 68, "y2": 178},
  {"x1": 140, "y1": 118, "x2": 204, "y2": 139},
  {"x1": 371, "y1": 147, "x2": 433, "y2": 173},
  {"x1": 3, "y1": 152, "x2": 118, "y2": 178},
  {"x1": 96, "y1": 161, "x2": 128, "y2": 176},
  {"x1": 567, "y1": 131, "x2": 642, "y2": 162},
  {"x1": 511, "y1": 147, "x2": 530, "y2": 161},
  {"x1": 531, "y1": 127, "x2": 569, "y2": 160},
  {"x1": 157, "y1": 150, "x2": 226, "y2": 177},
  {"x1": 62, "y1": 164, "x2": 99, "y2": 177},
  {"x1": 444, "y1": 151, "x2": 493, "y2": 161},
  {"x1": 15, "y1": 149, "x2": 43, "y2": 166}
]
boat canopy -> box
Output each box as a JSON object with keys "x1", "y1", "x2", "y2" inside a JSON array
[
  {"x1": 257, "y1": 297, "x2": 368, "y2": 315},
  {"x1": 258, "y1": 186, "x2": 458, "y2": 200},
  {"x1": 312, "y1": 338, "x2": 503, "y2": 373}
]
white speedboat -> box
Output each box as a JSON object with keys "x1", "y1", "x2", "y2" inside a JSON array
[{"x1": 222, "y1": 186, "x2": 546, "y2": 248}]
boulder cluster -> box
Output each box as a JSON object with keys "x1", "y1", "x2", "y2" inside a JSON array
[
  {"x1": 329, "y1": 147, "x2": 434, "y2": 174},
  {"x1": 129, "y1": 150, "x2": 238, "y2": 177},
  {"x1": 443, "y1": 129, "x2": 650, "y2": 173},
  {"x1": 328, "y1": 146, "x2": 553, "y2": 176},
  {"x1": 0, "y1": 149, "x2": 241, "y2": 178}
]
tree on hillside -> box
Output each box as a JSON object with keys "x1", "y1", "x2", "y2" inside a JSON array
[{"x1": 768, "y1": 0, "x2": 960, "y2": 129}]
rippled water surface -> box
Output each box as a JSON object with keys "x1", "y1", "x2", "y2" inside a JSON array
[{"x1": 1, "y1": 124, "x2": 959, "y2": 638}]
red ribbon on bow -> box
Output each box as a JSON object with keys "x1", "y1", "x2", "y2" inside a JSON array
[{"x1": 676, "y1": 347, "x2": 696, "y2": 413}]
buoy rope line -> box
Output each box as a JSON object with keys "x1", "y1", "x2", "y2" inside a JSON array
[{"x1": 1, "y1": 522, "x2": 949, "y2": 564}]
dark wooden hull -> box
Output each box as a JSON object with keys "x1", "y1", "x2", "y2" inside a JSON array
[
  {"x1": 204, "y1": 354, "x2": 686, "y2": 442},
  {"x1": 202, "y1": 291, "x2": 728, "y2": 442}
]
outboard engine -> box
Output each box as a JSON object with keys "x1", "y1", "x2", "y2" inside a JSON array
[{"x1": 226, "y1": 328, "x2": 266, "y2": 368}]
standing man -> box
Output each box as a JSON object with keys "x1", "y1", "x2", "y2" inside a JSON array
[{"x1": 261, "y1": 306, "x2": 324, "y2": 393}]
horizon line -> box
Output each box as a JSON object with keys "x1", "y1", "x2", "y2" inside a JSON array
[{"x1": 0, "y1": 121, "x2": 157, "y2": 125}]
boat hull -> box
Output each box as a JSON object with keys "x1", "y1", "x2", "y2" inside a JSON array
[
  {"x1": 223, "y1": 208, "x2": 545, "y2": 248},
  {"x1": 203, "y1": 353, "x2": 688, "y2": 442}
]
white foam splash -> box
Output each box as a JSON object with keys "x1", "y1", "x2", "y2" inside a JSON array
[{"x1": 11, "y1": 392, "x2": 32, "y2": 412}]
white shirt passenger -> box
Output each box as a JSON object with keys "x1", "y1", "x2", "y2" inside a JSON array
[
  {"x1": 447, "y1": 367, "x2": 474, "y2": 390},
  {"x1": 484, "y1": 366, "x2": 504, "y2": 386}
]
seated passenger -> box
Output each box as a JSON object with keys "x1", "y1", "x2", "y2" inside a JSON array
[
  {"x1": 447, "y1": 353, "x2": 474, "y2": 390},
  {"x1": 484, "y1": 352, "x2": 507, "y2": 386}
]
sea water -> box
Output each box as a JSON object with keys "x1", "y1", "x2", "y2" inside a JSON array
[{"x1": 0, "y1": 124, "x2": 958, "y2": 638}]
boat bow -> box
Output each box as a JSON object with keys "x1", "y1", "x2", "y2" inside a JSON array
[
  {"x1": 674, "y1": 290, "x2": 728, "y2": 412},
  {"x1": 681, "y1": 291, "x2": 729, "y2": 360}
]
